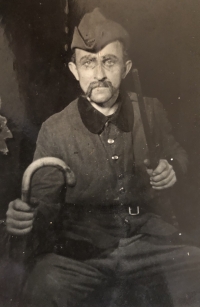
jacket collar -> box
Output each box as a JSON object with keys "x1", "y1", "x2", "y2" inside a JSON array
[{"x1": 78, "y1": 91, "x2": 134, "y2": 134}]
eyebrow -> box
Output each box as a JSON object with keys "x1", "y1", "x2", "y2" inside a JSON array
[
  {"x1": 102, "y1": 54, "x2": 119, "y2": 60},
  {"x1": 79, "y1": 54, "x2": 119, "y2": 63},
  {"x1": 79, "y1": 55, "x2": 97, "y2": 62}
]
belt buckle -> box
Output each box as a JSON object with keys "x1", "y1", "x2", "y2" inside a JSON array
[{"x1": 129, "y1": 206, "x2": 140, "y2": 216}]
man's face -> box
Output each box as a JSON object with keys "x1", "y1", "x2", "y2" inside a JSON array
[{"x1": 69, "y1": 41, "x2": 132, "y2": 104}]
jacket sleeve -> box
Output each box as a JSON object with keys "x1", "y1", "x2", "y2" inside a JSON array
[
  {"x1": 31, "y1": 121, "x2": 65, "y2": 205},
  {"x1": 152, "y1": 98, "x2": 188, "y2": 180},
  {"x1": 27, "y1": 122, "x2": 65, "y2": 255}
]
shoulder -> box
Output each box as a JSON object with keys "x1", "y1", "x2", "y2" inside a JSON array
[
  {"x1": 42, "y1": 98, "x2": 80, "y2": 131},
  {"x1": 36, "y1": 98, "x2": 81, "y2": 143}
]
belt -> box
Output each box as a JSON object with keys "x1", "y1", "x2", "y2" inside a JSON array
[
  {"x1": 129, "y1": 206, "x2": 140, "y2": 216},
  {"x1": 64, "y1": 203, "x2": 143, "y2": 216}
]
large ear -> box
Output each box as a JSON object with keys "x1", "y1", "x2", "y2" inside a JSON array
[
  {"x1": 122, "y1": 60, "x2": 132, "y2": 79},
  {"x1": 68, "y1": 62, "x2": 79, "y2": 81}
]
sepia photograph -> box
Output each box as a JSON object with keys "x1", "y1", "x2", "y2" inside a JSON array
[{"x1": 0, "y1": 0, "x2": 200, "y2": 306}]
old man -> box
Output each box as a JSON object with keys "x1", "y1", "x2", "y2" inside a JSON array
[{"x1": 6, "y1": 8, "x2": 200, "y2": 307}]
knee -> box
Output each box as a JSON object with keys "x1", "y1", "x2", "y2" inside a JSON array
[{"x1": 22, "y1": 261, "x2": 60, "y2": 305}]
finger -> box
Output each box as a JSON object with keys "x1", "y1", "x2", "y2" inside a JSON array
[
  {"x1": 152, "y1": 176, "x2": 177, "y2": 190},
  {"x1": 66, "y1": 168, "x2": 76, "y2": 187},
  {"x1": 12, "y1": 199, "x2": 33, "y2": 212},
  {"x1": 151, "y1": 172, "x2": 176, "y2": 187},
  {"x1": 144, "y1": 159, "x2": 153, "y2": 176},
  {"x1": 144, "y1": 159, "x2": 151, "y2": 168},
  {"x1": 6, "y1": 226, "x2": 33, "y2": 236},
  {"x1": 146, "y1": 168, "x2": 153, "y2": 176},
  {"x1": 6, "y1": 210, "x2": 35, "y2": 221},
  {"x1": 150, "y1": 167, "x2": 172, "y2": 182},
  {"x1": 152, "y1": 160, "x2": 168, "y2": 175},
  {"x1": 7, "y1": 219, "x2": 33, "y2": 230}
]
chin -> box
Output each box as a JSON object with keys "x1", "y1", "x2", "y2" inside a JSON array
[
  {"x1": 90, "y1": 89, "x2": 112, "y2": 104},
  {"x1": 92, "y1": 97, "x2": 111, "y2": 104}
]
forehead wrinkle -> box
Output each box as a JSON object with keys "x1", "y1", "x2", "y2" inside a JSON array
[
  {"x1": 79, "y1": 52, "x2": 112, "y2": 62},
  {"x1": 76, "y1": 41, "x2": 123, "y2": 61},
  {"x1": 95, "y1": 53, "x2": 119, "y2": 62}
]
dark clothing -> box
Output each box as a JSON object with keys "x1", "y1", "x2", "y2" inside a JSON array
[
  {"x1": 30, "y1": 91, "x2": 187, "y2": 252},
  {"x1": 78, "y1": 92, "x2": 134, "y2": 134},
  {"x1": 24, "y1": 234, "x2": 200, "y2": 307},
  {"x1": 23, "y1": 92, "x2": 200, "y2": 307}
]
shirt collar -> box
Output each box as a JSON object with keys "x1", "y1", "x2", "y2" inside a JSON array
[{"x1": 78, "y1": 91, "x2": 134, "y2": 134}]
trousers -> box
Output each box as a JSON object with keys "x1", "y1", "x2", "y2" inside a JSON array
[{"x1": 23, "y1": 232, "x2": 200, "y2": 307}]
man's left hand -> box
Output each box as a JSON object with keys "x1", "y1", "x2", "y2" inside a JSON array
[{"x1": 144, "y1": 159, "x2": 177, "y2": 190}]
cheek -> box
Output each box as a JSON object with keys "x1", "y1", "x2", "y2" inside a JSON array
[
  {"x1": 107, "y1": 69, "x2": 124, "y2": 86},
  {"x1": 78, "y1": 71, "x2": 93, "y2": 90}
]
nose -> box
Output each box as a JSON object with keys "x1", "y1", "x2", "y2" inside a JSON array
[{"x1": 94, "y1": 62, "x2": 106, "y2": 81}]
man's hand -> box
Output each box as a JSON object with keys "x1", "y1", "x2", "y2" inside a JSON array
[
  {"x1": 144, "y1": 159, "x2": 177, "y2": 190},
  {"x1": 6, "y1": 199, "x2": 36, "y2": 235}
]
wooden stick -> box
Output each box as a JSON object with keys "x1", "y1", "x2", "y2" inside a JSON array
[{"x1": 132, "y1": 68, "x2": 158, "y2": 169}]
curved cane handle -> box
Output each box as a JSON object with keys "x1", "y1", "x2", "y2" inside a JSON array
[{"x1": 21, "y1": 157, "x2": 76, "y2": 203}]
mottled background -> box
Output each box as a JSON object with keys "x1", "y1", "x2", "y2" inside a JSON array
[{"x1": 0, "y1": 0, "x2": 200, "y2": 239}]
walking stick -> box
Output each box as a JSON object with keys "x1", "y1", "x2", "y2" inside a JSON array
[
  {"x1": 132, "y1": 69, "x2": 179, "y2": 226},
  {"x1": 9, "y1": 157, "x2": 76, "y2": 261},
  {"x1": 132, "y1": 68, "x2": 159, "y2": 169}
]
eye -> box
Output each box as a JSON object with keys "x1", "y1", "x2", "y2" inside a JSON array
[
  {"x1": 106, "y1": 59, "x2": 114, "y2": 65},
  {"x1": 82, "y1": 58, "x2": 96, "y2": 69},
  {"x1": 84, "y1": 60, "x2": 92, "y2": 67},
  {"x1": 103, "y1": 58, "x2": 117, "y2": 68}
]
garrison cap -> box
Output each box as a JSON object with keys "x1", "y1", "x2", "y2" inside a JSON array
[{"x1": 71, "y1": 8, "x2": 130, "y2": 52}]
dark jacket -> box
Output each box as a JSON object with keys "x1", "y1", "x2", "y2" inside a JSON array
[{"x1": 29, "y1": 92, "x2": 188, "y2": 254}]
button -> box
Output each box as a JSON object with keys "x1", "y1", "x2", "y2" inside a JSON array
[
  {"x1": 112, "y1": 155, "x2": 119, "y2": 160},
  {"x1": 118, "y1": 173, "x2": 124, "y2": 179},
  {"x1": 119, "y1": 187, "x2": 125, "y2": 193},
  {"x1": 105, "y1": 122, "x2": 109, "y2": 127},
  {"x1": 107, "y1": 139, "x2": 114, "y2": 144}
]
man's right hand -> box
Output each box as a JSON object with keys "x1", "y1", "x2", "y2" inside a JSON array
[{"x1": 6, "y1": 199, "x2": 35, "y2": 236}]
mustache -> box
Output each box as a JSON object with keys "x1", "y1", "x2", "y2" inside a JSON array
[{"x1": 86, "y1": 80, "x2": 113, "y2": 97}]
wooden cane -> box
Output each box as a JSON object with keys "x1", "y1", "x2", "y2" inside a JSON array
[
  {"x1": 132, "y1": 68, "x2": 159, "y2": 169},
  {"x1": 9, "y1": 157, "x2": 75, "y2": 261}
]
